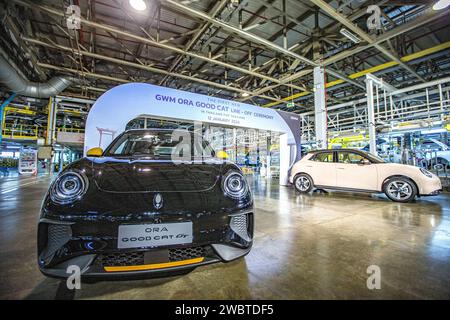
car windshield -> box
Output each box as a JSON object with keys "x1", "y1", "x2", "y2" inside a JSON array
[{"x1": 104, "y1": 130, "x2": 215, "y2": 159}]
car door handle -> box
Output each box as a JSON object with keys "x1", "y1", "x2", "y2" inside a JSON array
[{"x1": 337, "y1": 167, "x2": 345, "y2": 170}]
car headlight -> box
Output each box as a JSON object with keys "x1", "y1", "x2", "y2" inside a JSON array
[
  {"x1": 50, "y1": 171, "x2": 89, "y2": 204},
  {"x1": 222, "y1": 171, "x2": 249, "y2": 199},
  {"x1": 420, "y1": 168, "x2": 433, "y2": 178}
]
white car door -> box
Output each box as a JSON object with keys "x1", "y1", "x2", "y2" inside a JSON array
[
  {"x1": 335, "y1": 151, "x2": 378, "y2": 191},
  {"x1": 305, "y1": 151, "x2": 337, "y2": 187}
]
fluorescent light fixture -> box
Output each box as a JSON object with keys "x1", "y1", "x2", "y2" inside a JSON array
[
  {"x1": 243, "y1": 22, "x2": 264, "y2": 31},
  {"x1": 420, "y1": 129, "x2": 446, "y2": 135},
  {"x1": 433, "y1": 0, "x2": 450, "y2": 10},
  {"x1": 241, "y1": 92, "x2": 250, "y2": 97},
  {"x1": 129, "y1": 0, "x2": 147, "y2": 11},
  {"x1": 339, "y1": 28, "x2": 362, "y2": 44}
]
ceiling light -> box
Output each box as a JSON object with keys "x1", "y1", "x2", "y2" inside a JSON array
[
  {"x1": 129, "y1": 0, "x2": 147, "y2": 11},
  {"x1": 340, "y1": 28, "x2": 361, "y2": 44},
  {"x1": 433, "y1": 0, "x2": 450, "y2": 10},
  {"x1": 241, "y1": 92, "x2": 250, "y2": 97}
]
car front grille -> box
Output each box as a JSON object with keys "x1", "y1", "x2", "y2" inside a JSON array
[
  {"x1": 100, "y1": 251, "x2": 145, "y2": 266},
  {"x1": 97, "y1": 246, "x2": 208, "y2": 267},
  {"x1": 230, "y1": 214, "x2": 251, "y2": 241},
  {"x1": 169, "y1": 246, "x2": 206, "y2": 262},
  {"x1": 40, "y1": 224, "x2": 72, "y2": 264}
]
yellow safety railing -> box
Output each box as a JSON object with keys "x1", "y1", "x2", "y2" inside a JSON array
[
  {"x1": 2, "y1": 124, "x2": 39, "y2": 140},
  {"x1": 56, "y1": 127, "x2": 85, "y2": 133}
]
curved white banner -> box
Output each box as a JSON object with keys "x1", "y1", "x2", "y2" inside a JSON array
[{"x1": 84, "y1": 83, "x2": 300, "y2": 185}]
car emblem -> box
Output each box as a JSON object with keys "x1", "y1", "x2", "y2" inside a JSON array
[{"x1": 153, "y1": 193, "x2": 163, "y2": 210}]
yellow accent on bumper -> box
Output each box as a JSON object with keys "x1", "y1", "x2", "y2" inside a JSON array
[{"x1": 103, "y1": 257, "x2": 205, "y2": 272}]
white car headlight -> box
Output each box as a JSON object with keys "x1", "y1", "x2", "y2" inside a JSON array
[
  {"x1": 222, "y1": 171, "x2": 249, "y2": 199},
  {"x1": 50, "y1": 171, "x2": 89, "y2": 204},
  {"x1": 420, "y1": 168, "x2": 433, "y2": 178}
]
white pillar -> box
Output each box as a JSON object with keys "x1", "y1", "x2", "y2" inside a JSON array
[
  {"x1": 46, "y1": 97, "x2": 58, "y2": 175},
  {"x1": 314, "y1": 66, "x2": 327, "y2": 149},
  {"x1": 438, "y1": 84, "x2": 444, "y2": 120},
  {"x1": 46, "y1": 97, "x2": 58, "y2": 145},
  {"x1": 279, "y1": 133, "x2": 290, "y2": 186},
  {"x1": 366, "y1": 77, "x2": 377, "y2": 156}
]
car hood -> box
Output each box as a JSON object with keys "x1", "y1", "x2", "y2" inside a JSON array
[
  {"x1": 375, "y1": 162, "x2": 426, "y2": 176},
  {"x1": 377, "y1": 162, "x2": 418, "y2": 170},
  {"x1": 89, "y1": 157, "x2": 223, "y2": 193}
]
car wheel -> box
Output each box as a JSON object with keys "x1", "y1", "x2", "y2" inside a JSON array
[
  {"x1": 294, "y1": 174, "x2": 313, "y2": 193},
  {"x1": 383, "y1": 177, "x2": 417, "y2": 203}
]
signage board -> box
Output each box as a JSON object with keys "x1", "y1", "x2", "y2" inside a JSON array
[{"x1": 84, "y1": 83, "x2": 301, "y2": 185}]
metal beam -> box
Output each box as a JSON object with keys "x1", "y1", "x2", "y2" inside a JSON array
[
  {"x1": 324, "y1": 6, "x2": 449, "y2": 66},
  {"x1": 12, "y1": 0, "x2": 303, "y2": 93},
  {"x1": 159, "y1": 0, "x2": 229, "y2": 85},
  {"x1": 314, "y1": 67, "x2": 328, "y2": 149},
  {"x1": 260, "y1": 5, "x2": 448, "y2": 106},
  {"x1": 366, "y1": 75, "x2": 378, "y2": 155},
  {"x1": 24, "y1": 37, "x2": 287, "y2": 103},
  {"x1": 162, "y1": 0, "x2": 362, "y2": 89},
  {"x1": 190, "y1": 0, "x2": 278, "y2": 92},
  {"x1": 163, "y1": 0, "x2": 317, "y2": 66},
  {"x1": 244, "y1": 0, "x2": 390, "y2": 94},
  {"x1": 309, "y1": 0, "x2": 426, "y2": 82}
]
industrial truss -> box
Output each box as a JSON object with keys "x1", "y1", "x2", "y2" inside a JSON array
[
  {"x1": 0, "y1": 0, "x2": 448, "y2": 113},
  {"x1": 300, "y1": 76, "x2": 450, "y2": 144}
]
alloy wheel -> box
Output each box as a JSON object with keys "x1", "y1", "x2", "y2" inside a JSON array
[
  {"x1": 386, "y1": 181, "x2": 413, "y2": 201},
  {"x1": 295, "y1": 176, "x2": 311, "y2": 192}
]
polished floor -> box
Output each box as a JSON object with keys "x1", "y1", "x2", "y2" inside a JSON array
[{"x1": 0, "y1": 174, "x2": 449, "y2": 299}]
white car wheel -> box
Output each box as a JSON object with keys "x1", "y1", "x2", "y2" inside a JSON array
[
  {"x1": 294, "y1": 174, "x2": 313, "y2": 193},
  {"x1": 383, "y1": 177, "x2": 417, "y2": 203}
]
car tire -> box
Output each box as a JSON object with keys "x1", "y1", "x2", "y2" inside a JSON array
[
  {"x1": 383, "y1": 177, "x2": 417, "y2": 203},
  {"x1": 294, "y1": 173, "x2": 314, "y2": 193}
]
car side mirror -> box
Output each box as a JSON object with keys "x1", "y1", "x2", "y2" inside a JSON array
[
  {"x1": 216, "y1": 150, "x2": 228, "y2": 160},
  {"x1": 359, "y1": 158, "x2": 371, "y2": 165},
  {"x1": 87, "y1": 147, "x2": 103, "y2": 157}
]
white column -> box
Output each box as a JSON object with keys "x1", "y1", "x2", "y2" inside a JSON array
[
  {"x1": 46, "y1": 97, "x2": 58, "y2": 145},
  {"x1": 314, "y1": 66, "x2": 327, "y2": 149},
  {"x1": 46, "y1": 97, "x2": 58, "y2": 175},
  {"x1": 438, "y1": 84, "x2": 444, "y2": 120},
  {"x1": 366, "y1": 77, "x2": 377, "y2": 155},
  {"x1": 279, "y1": 133, "x2": 290, "y2": 186}
]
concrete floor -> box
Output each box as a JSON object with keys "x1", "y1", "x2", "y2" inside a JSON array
[{"x1": 0, "y1": 174, "x2": 449, "y2": 299}]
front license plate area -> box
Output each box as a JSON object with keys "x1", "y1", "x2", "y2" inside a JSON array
[{"x1": 117, "y1": 222, "x2": 193, "y2": 249}]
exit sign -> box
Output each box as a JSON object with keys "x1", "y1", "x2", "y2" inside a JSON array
[{"x1": 286, "y1": 102, "x2": 295, "y2": 108}]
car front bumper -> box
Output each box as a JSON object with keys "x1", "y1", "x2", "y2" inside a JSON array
[
  {"x1": 38, "y1": 210, "x2": 253, "y2": 279},
  {"x1": 421, "y1": 188, "x2": 443, "y2": 196},
  {"x1": 39, "y1": 243, "x2": 251, "y2": 280},
  {"x1": 418, "y1": 175, "x2": 443, "y2": 196}
]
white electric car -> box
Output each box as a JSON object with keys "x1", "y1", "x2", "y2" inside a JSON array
[{"x1": 290, "y1": 149, "x2": 442, "y2": 202}]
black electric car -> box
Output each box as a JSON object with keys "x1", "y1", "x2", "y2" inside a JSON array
[{"x1": 38, "y1": 129, "x2": 253, "y2": 279}]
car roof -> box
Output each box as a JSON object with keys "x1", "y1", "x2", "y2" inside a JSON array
[
  {"x1": 308, "y1": 148, "x2": 366, "y2": 154},
  {"x1": 124, "y1": 128, "x2": 175, "y2": 132}
]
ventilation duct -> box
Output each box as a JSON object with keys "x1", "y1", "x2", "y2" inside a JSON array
[{"x1": 0, "y1": 53, "x2": 77, "y2": 98}]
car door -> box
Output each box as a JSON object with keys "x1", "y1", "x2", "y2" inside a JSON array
[
  {"x1": 305, "y1": 151, "x2": 337, "y2": 187},
  {"x1": 335, "y1": 151, "x2": 378, "y2": 191}
]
